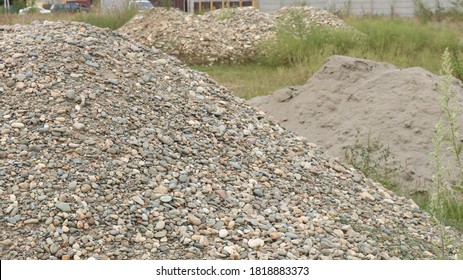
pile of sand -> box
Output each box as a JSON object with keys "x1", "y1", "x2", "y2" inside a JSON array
[{"x1": 249, "y1": 55, "x2": 463, "y2": 193}]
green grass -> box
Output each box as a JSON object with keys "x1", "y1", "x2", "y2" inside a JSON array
[
  {"x1": 197, "y1": 16, "x2": 463, "y2": 99},
  {"x1": 346, "y1": 17, "x2": 462, "y2": 74},
  {"x1": 192, "y1": 63, "x2": 312, "y2": 100},
  {"x1": 0, "y1": 2, "x2": 137, "y2": 30},
  {"x1": 73, "y1": 7, "x2": 138, "y2": 30}
]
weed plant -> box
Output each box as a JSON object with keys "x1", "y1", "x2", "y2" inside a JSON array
[
  {"x1": 428, "y1": 49, "x2": 463, "y2": 248},
  {"x1": 414, "y1": 0, "x2": 463, "y2": 22},
  {"x1": 256, "y1": 11, "x2": 463, "y2": 78}
]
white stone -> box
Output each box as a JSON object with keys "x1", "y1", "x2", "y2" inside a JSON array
[{"x1": 248, "y1": 238, "x2": 264, "y2": 248}]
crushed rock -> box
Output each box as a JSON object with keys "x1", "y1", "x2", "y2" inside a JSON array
[{"x1": 118, "y1": 6, "x2": 354, "y2": 65}]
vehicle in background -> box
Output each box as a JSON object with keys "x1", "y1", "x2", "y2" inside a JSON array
[
  {"x1": 65, "y1": 0, "x2": 92, "y2": 12},
  {"x1": 129, "y1": 0, "x2": 154, "y2": 10},
  {"x1": 18, "y1": 6, "x2": 51, "y2": 15},
  {"x1": 50, "y1": 3, "x2": 82, "y2": 13}
]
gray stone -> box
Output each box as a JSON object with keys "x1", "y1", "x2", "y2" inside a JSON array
[
  {"x1": 132, "y1": 196, "x2": 144, "y2": 205},
  {"x1": 230, "y1": 162, "x2": 241, "y2": 170},
  {"x1": 253, "y1": 189, "x2": 263, "y2": 197},
  {"x1": 55, "y1": 202, "x2": 71, "y2": 212},
  {"x1": 155, "y1": 221, "x2": 166, "y2": 230},
  {"x1": 160, "y1": 195, "x2": 172, "y2": 203},
  {"x1": 72, "y1": 123, "x2": 85, "y2": 130},
  {"x1": 65, "y1": 90, "x2": 76, "y2": 100}
]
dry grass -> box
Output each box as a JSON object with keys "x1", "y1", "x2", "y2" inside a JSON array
[
  {"x1": 193, "y1": 63, "x2": 312, "y2": 99},
  {"x1": 0, "y1": 13, "x2": 76, "y2": 25},
  {"x1": 0, "y1": 4, "x2": 137, "y2": 30}
]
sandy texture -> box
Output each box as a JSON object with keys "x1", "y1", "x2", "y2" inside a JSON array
[{"x1": 248, "y1": 55, "x2": 463, "y2": 193}]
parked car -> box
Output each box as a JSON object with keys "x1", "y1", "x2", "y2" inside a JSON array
[
  {"x1": 50, "y1": 3, "x2": 82, "y2": 13},
  {"x1": 18, "y1": 6, "x2": 51, "y2": 15},
  {"x1": 129, "y1": 0, "x2": 154, "y2": 10}
]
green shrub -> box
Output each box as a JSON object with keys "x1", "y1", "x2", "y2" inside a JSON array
[
  {"x1": 414, "y1": 0, "x2": 433, "y2": 23},
  {"x1": 256, "y1": 12, "x2": 463, "y2": 80},
  {"x1": 73, "y1": 4, "x2": 138, "y2": 30},
  {"x1": 429, "y1": 48, "x2": 463, "y2": 237},
  {"x1": 414, "y1": 0, "x2": 463, "y2": 22},
  {"x1": 256, "y1": 10, "x2": 360, "y2": 67},
  {"x1": 12, "y1": 0, "x2": 27, "y2": 13}
]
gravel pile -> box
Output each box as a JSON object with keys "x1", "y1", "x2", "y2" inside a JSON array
[
  {"x1": 0, "y1": 22, "x2": 461, "y2": 260},
  {"x1": 118, "y1": 6, "x2": 354, "y2": 65},
  {"x1": 274, "y1": 6, "x2": 351, "y2": 30},
  {"x1": 118, "y1": 7, "x2": 275, "y2": 65}
]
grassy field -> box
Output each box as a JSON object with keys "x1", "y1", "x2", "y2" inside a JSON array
[{"x1": 195, "y1": 16, "x2": 463, "y2": 99}]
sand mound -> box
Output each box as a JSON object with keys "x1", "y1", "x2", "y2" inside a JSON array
[
  {"x1": 1, "y1": 23, "x2": 461, "y2": 260},
  {"x1": 248, "y1": 55, "x2": 463, "y2": 193}
]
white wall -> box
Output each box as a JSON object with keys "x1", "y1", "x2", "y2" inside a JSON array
[
  {"x1": 101, "y1": 0, "x2": 131, "y2": 12},
  {"x1": 259, "y1": 0, "x2": 458, "y2": 16}
]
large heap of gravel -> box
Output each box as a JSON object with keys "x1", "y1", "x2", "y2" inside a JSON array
[
  {"x1": 0, "y1": 22, "x2": 461, "y2": 260},
  {"x1": 248, "y1": 55, "x2": 463, "y2": 194}
]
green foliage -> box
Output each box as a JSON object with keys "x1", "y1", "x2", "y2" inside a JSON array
[
  {"x1": 450, "y1": 47, "x2": 463, "y2": 81},
  {"x1": 256, "y1": 12, "x2": 463, "y2": 79},
  {"x1": 25, "y1": 6, "x2": 39, "y2": 14},
  {"x1": 256, "y1": 10, "x2": 360, "y2": 67},
  {"x1": 217, "y1": 7, "x2": 237, "y2": 20},
  {"x1": 414, "y1": 0, "x2": 463, "y2": 22},
  {"x1": 12, "y1": 0, "x2": 27, "y2": 13},
  {"x1": 343, "y1": 130, "x2": 401, "y2": 191},
  {"x1": 414, "y1": 0, "x2": 433, "y2": 23},
  {"x1": 160, "y1": 0, "x2": 172, "y2": 9},
  {"x1": 428, "y1": 49, "x2": 463, "y2": 244},
  {"x1": 73, "y1": 4, "x2": 138, "y2": 30}
]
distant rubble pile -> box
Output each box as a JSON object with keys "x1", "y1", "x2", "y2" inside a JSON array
[
  {"x1": 118, "y1": 7, "x2": 275, "y2": 65},
  {"x1": 274, "y1": 6, "x2": 352, "y2": 30},
  {"x1": 118, "y1": 6, "x2": 355, "y2": 65}
]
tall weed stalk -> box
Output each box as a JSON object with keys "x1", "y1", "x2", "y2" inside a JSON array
[{"x1": 429, "y1": 48, "x2": 463, "y2": 258}]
